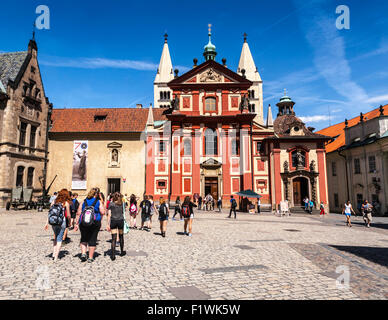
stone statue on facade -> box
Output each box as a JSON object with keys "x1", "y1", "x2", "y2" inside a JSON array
[{"x1": 309, "y1": 160, "x2": 316, "y2": 172}]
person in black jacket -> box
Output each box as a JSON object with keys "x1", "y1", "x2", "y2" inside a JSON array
[
  {"x1": 181, "y1": 196, "x2": 197, "y2": 237},
  {"x1": 70, "y1": 193, "x2": 79, "y2": 230}
]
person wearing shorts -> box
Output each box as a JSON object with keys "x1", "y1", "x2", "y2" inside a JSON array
[
  {"x1": 44, "y1": 189, "x2": 71, "y2": 262},
  {"x1": 182, "y1": 196, "x2": 197, "y2": 237},
  {"x1": 149, "y1": 195, "x2": 156, "y2": 230},
  {"x1": 107, "y1": 192, "x2": 126, "y2": 260},
  {"x1": 342, "y1": 200, "x2": 355, "y2": 227},
  {"x1": 139, "y1": 195, "x2": 152, "y2": 231},
  {"x1": 75, "y1": 188, "x2": 105, "y2": 263},
  {"x1": 361, "y1": 200, "x2": 373, "y2": 228},
  {"x1": 158, "y1": 197, "x2": 169, "y2": 237},
  {"x1": 128, "y1": 194, "x2": 138, "y2": 229}
]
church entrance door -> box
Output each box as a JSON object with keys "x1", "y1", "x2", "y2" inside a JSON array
[
  {"x1": 205, "y1": 177, "x2": 218, "y2": 200},
  {"x1": 292, "y1": 177, "x2": 308, "y2": 206},
  {"x1": 107, "y1": 178, "x2": 121, "y2": 194}
]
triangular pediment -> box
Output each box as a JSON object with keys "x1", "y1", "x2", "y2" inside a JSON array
[
  {"x1": 201, "y1": 158, "x2": 222, "y2": 166},
  {"x1": 169, "y1": 59, "x2": 252, "y2": 87}
]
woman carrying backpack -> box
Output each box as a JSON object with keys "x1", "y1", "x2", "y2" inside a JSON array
[
  {"x1": 129, "y1": 194, "x2": 138, "y2": 229},
  {"x1": 149, "y1": 195, "x2": 156, "y2": 230},
  {"x1": 158, "y1": 197, "x2": 169, "y2": 237},
  {"x1": 182, "y1": 196, "x2": 197, "y2": 237},
  {"x1": 44, "y1": 189, "x2": 71, "y2": 262},
  {"x1": 75, "y1": 188, "x2": 105, "y2": 263},
  {"x1": 139, "y1": 195, "x2": 152, "y2": 231},
  {"x1": 106, "y1": 192, "x2": 126, "y2": 260},
  {"x1": 172, "y1": 196, "x2": 182, "y2": 221}
]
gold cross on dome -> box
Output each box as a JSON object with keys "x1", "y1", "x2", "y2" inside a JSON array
[{"x1": 208, "y1": 23, "x2": 212, "y2": 34}]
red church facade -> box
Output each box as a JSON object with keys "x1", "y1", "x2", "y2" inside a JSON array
[{"x1": 145, "y1": 33, "x2": 330, "y2": 210}]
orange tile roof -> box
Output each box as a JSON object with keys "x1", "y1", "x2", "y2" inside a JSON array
[
  {"x1": 50, "y1": 107, "x2": 167, "y2": 133},
  {"x1": 317, "y1": 104, "x2": 388, "y2": 153}
]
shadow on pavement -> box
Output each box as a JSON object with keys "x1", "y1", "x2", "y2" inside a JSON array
[
  {"x1": 330, "y1": 245, "x2": 388, "y2": 268},
  {"x1": 352, "y1": 221, "x2": 388, "y2": 231}
]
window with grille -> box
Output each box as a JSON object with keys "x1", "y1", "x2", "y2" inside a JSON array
[
  {"x1": 334, "y1": 193, "x2": 339, "y2": 207},
  {"x1": 204, "y1": 128, "x2": 217, "y2": 155},
  {"x1": 27, "y1": 167, "x2": 34, "y2": 187},
  {"x1": 354, "y1": 158, "x2": 361, "y2": 174},
  {"x1": 183, "y1": 139, "x2": 192, "y2": 156},
  {"x1": 19, "y1": 122, "x2": 27, "y2": 146},
  {"x1": 368, "y1": 156, "x2": 376, "y2": 173},
  {"x1": 231, "y1": 138, "x2": 239, "y2": 156},
  {"x1": 30, "y1": 126, "x2": 37, "y2": 148},
  {"x1": 159, "y1": 141, "x2": 166, "y2": 153},
  {"x1": 332, "y1": 162, "x2": 337, "y2": 176},
  {"x1": 205, "y1": 97, "x2": 216, "y2": 112},
  {"x1": 16, "y1": 166, "x2": 25, "y2": 187}
]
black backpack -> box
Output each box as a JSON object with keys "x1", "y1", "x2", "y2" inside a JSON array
[
  {"x1": 80, "y1": 198, "x2": 99, "y2": 227},
  {"x1": 159, "y1": 203, "x2": 168, "y2": 217},
  {"x1": 141, "y1": 201, "x2": 151, "y2": 215},
  {"x1": 48, "y1": 204, "x2": 64, "y2": 226},
  {"x1": 231, "y1": 199, "x2": 237, "y2": 208}
]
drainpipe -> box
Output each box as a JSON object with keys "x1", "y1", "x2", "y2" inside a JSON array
[
  {"x1": 338, "y1": 149, "x2": 350, "y2": 201},
  {"x1": 168, "y1": 122, "x2": 173, "y2": 206},
  {"x1": 42, "y1": 102, "x2": 53, "y2": 198}
]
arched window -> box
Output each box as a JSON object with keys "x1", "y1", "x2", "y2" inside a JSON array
[
  {"x1": 183, "y1": 139, "x2": 192, "y2": 156},
  {"x1": 16, "y1": 166, "x2": 25, "y2": 187},
  {"x1": 205, "y1": 97, "x2": 216, "y2": 112},
  {"x1": 167, "y1": 91, "x2": 170, "y2": 100},
  {"x1": 292, "y1": 150, "x2": 306, "y2": 168},
  {"x1": 160, "y1": 92, "x2": 163, "y2": 100},
  {"x1": 231, "y1": 138, "x2": 239, "y2": 156},
  {"x1": 204, "y1": 128, "x2": 217, "y2": 155}
]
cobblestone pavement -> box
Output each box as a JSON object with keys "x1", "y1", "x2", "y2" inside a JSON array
[{"x1": 0, "y1": 208, "x2": 387, "y2": 300}]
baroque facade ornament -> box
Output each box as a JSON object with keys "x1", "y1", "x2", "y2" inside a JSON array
[{"x1": 199, "y1": 68, "x2": 221, "y2": 82}]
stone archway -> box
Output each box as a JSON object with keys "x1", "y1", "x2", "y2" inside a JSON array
[
  {"x1": 200, "y1": 158, "x2": 222, "y2": 199},
  {"x1": 281, "y1": 169, "x2": 319, "y2": 208}
]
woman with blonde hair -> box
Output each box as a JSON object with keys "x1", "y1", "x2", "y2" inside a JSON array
[
  {"x1": 75, "y1": 188, "x2": 105, "y2": 263},
  {"x1": 158, "y1": 197, "x2": 169, "y2": 237},
  {"x1": 107, "y1": 192, "x2": 126, "y2": 260},
  {"x1": 44, "y1": 189, "x2": 71, "y2": 262}
]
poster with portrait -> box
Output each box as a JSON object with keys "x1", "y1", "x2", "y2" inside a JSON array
[{"x1": 72, "y1": 140, "x2": 88, "y2": 190}]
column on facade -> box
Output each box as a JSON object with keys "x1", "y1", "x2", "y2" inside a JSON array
[
  {"x1": 221, "y1": 125, "x2": 231, "y2": 204},
  {"x1": 273, "y1": 147, "x2": 282, "y2": 207},
  {"x1": 240, "y1": 125, "x2": 252, "y2": 190},
  {"x1": 317, "y1": 148, "x2": 328, "y2": 207},
  {"x1": 145, "y1": 135, "x2": 155, "y2": 195},
  {"x1": 192, "y1": 125, "x2": 201, "y2": 195},
  {"x1": 171, "y1": 126, "x2": 181, "y2": 200}
]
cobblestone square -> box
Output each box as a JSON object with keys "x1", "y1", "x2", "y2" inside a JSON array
[{"x1": 1, "y1": 209, "x2": 387, "y2": 300}]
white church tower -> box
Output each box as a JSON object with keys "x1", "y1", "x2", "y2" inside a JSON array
[
  {"x1": 237, "y1": 33, "x2": 263, "y2": 125},
  {"x1": 154, "y1": 33, "x2": 174, "y2": 108}
]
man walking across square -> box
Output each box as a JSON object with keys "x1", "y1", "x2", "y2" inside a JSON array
[{"x1": 228, "y1": 195, "x2": 237, "y2": 219}]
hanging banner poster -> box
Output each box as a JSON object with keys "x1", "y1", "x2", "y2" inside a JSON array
[{"x1": 72, "y1": 140, "x2": 88, "y2": 190}]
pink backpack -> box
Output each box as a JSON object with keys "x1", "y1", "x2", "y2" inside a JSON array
[{"x1": 130, "y1": 203, "x2": 137, "y2": 214}]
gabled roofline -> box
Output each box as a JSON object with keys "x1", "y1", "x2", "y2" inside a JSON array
[{"x1": 168, "y1": 59, "x2": 252, "y2": 87}]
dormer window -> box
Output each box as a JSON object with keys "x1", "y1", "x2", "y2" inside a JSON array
[{"x1": 94, "y1": 115, "x2": 107, "y2": 122}]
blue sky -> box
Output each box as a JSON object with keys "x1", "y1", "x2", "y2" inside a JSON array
[{"x1": 1, "y1": 0, "x2": 387, "y2": 130}]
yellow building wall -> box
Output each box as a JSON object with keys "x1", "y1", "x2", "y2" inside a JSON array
[{"x1": 47, "y1": 134, "x2": 146, "y2": 198}]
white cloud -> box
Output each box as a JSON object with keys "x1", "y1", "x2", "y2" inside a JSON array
[
  {"x1": 293, "y1": 0, "x2": 369, "y2": 110},
  {"x1": 299, "y1": 115, "x2": 331, "y2": 123},
  {"x1": 40, "y1": 56, "x2": 189, "y2": 72},
  {"x1": 366, "y1": 94, "x2": 388, "y2": 104}
]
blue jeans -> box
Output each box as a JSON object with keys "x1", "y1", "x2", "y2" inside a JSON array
[{"x1": 52, "y1": 218, "x2": 66, "y2": 243}]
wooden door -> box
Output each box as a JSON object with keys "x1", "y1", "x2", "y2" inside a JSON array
[{"x1": 293, "y1": 179, "x2": 301, "y2": 206}]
